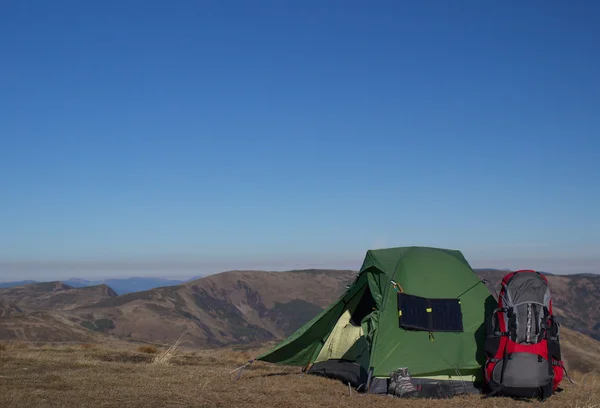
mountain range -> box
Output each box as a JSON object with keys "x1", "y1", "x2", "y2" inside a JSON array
[
  {"x1": 0, "y1": 269, "x2": 354, "y2": 346},
  {"x1": 1, "y1": 268, "x2": 599, "y2": 373},
  {"x1": 0, "y1": 269, "x2": 528, "y2": 294},
  {"x1": 0, "y1": 268, "x2": 570, "y2": 295},
  {"x1": 0, "y1": 277, "x2": 196, "y2": 294}
]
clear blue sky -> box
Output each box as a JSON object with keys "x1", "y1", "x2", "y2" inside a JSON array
[{"x1": 1, "y1": 1, "x2": 599, "y2": 280}]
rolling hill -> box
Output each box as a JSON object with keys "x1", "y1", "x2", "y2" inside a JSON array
[
  {"x1": 0, "y1": 269, "x2": 355, "y2": 346},
  {"x1": 69, "y1": 269, "x2": 356, "y2": 347},
  {"x1": 0, "y1": 282, "x2": 118, "y2": 343},
  {"x1": 0, "y1": 280, "x2": 37, "y2": 289},
  {"x1": 0, "y1": 281, "x2": 118, "y2": 311},
  {"x1": 0, "y1": 277, "x2": 188, "y2": 294},
  {"x1": 0, "y1": 311, "x2": 101, "y2": 343}
]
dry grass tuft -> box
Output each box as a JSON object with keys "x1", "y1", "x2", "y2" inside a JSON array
[
  {"x1": 564, "y1": 373, "x2": 600, "y2": 408},
  {"x1": 0, "y1": 343, "x2": 6, "y2": 352},
  {"x1": 137, "y1": 345, "x2": 158, "y2": 354},
  {"x1": 151, "y1": 332, "x2": 186, "y2": 365}
]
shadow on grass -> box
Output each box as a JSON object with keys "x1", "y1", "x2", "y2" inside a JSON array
[
  {"x1": 90, "y1": 352, "x2": 153, "y2": 364},
  {"x1": 259, "y1": 372, "x2": 298, "y2": 378}
]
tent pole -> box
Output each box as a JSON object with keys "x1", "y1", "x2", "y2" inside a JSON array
[{"x1": 366, "y1": 367, "x2": 373, "y2": 393}]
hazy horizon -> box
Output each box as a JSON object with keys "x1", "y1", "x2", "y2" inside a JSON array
[{"x1": 1, "y1": 251, "x2": 598, "y2": 282}]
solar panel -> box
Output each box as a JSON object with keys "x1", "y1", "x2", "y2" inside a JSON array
[{"x1": 397, "y1": 292, "x2": 464, "y2": 332}]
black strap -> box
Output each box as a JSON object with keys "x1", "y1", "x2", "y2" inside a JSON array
[
  {"x1": 546, "y1": 335, "x2": 554, "y2": 375},
  {"x1": 542, "y1": 308, "x2": 554, "y2": 376},
  {"x1": 482, "y1": 386, "x2": 503, "y2": 398},
  {"x1": 506, "y1": 306, "x2": 515, "y2": 317},
  {"x1": 426, "y1": 299, "x2": 433, "y2": 332},
  {"x1": 488, "y1": 331, "x2": 509, "y2": 337},
  {"x1": 499, "y1": 342, "x2": 509, "y2": 385}
]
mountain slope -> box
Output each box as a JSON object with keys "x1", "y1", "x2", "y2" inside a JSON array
[
  {"x1": 560, "y1": 325, "x2": 600, "y2": 374},
  {"x1": 0, "y1": 298, "x2": 23, "y2": 317},
  {"x1": 64, "y1": 277, "x2": 188, "y2": 294},
  {"x1": 0, "y1": 282, "x2": 119, "y2": 342},
  {"x1": 69, "y1": 269, "x2": 355, "y2": 347},
  {"x1": 0, "y1": 311, "x2": 102, "y2": 342},
  {"x1": 0, "y1": 281, "x2": 117, "y2": 311}
]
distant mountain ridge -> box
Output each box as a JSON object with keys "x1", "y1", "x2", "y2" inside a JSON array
[
  {"x1": 0, "y1": 277, "x2": 190, "y2": 294},
  {"x1": 0, "y1": 268, "x2": 579, "y2": 293},
  {"x1": 0, "y1": 280, "x2": 38, "y2": 289}
]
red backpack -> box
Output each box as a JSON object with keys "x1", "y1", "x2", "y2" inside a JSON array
[{"x1": 484, "y1": 270, "x2": 567, "y2": 400}]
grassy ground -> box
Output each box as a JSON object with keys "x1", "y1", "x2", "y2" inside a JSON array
[{"x1": 0, "y1": 341, "x2": 598, "y2": 408}]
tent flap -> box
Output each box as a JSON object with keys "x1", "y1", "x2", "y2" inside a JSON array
[{"x1": 257, "y1": 273, "x2": 367, "y2": 366}]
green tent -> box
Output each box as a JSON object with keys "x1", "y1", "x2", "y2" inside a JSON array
[{"x1": 257, "y1": 246, "x2": 495, "y2": 396}]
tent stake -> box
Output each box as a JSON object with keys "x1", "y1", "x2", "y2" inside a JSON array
[{"x1": 229, "y1": 359, "x2": 254, "y2": 381}]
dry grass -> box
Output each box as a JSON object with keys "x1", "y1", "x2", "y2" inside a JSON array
[
  {"x1": 152, "y1": 332, "x2": 186, "y2": 365},
  {"x1": 0, "y1": 342, "x2": 598, "y2": 408},
  {"x1": 136, "y1": 345, "x2": 158, "y2": 354},
  {"x1": 9, "y1": 340, "x2": 29, "y2": 349},
  {"x1": 0, "y1": 340, "x2": 29, "y2": 350}
]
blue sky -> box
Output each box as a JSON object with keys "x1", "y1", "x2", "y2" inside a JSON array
[{"x1": 1, "y1": 1, "x2": 599, "y2": 280}]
